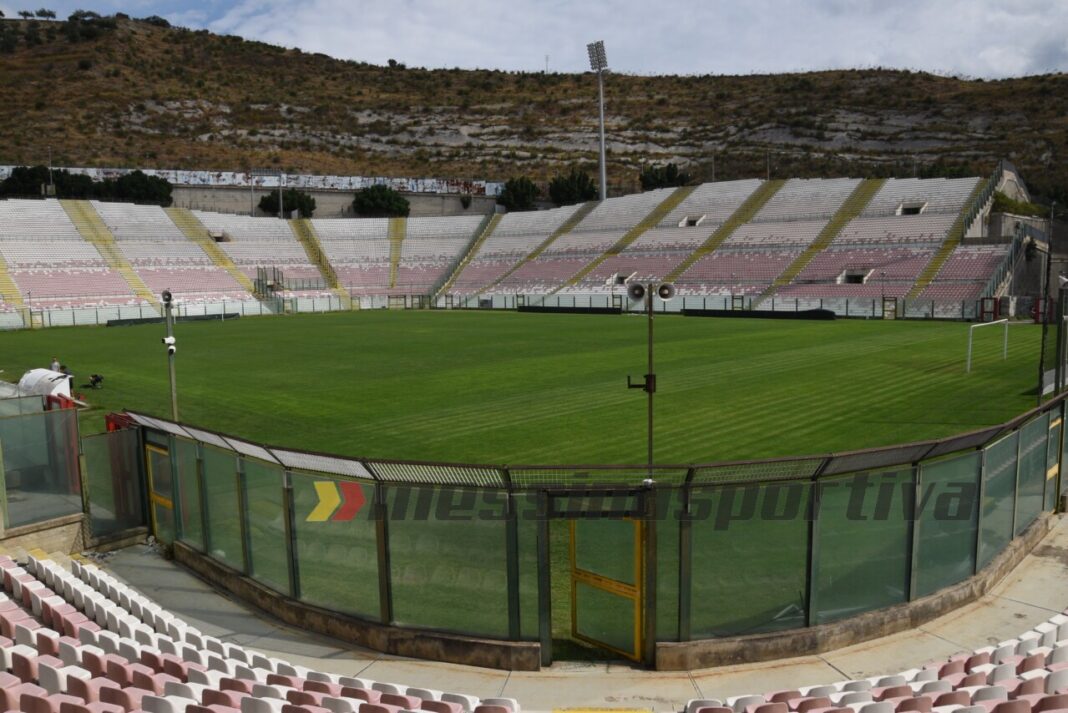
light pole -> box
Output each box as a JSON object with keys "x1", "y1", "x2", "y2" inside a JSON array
[
  {"x1": 627, "y1": 282, "x2": 675, "y2": 478},
  {"x1": 161, "y1": 290, "x2": 178, "y2": 421},
  {"x1": 587, "y1": 40, "x2": 608, "y2": 202}
]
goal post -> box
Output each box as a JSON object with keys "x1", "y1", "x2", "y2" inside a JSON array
[{"x1": 966, "y1": 318, "x2": 1008, "y2": 373}]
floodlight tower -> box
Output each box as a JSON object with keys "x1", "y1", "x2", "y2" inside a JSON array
[{"x1": 587, "y1": 40, "x2": 608, "y2": 202}]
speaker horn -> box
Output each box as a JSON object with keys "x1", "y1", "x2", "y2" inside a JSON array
[
  {"x1": 657, "y1": 283, "x2": 676, "y2": 301},
  {"x1": 627, "y1": 282, "x2": 647, "y2": 301}
]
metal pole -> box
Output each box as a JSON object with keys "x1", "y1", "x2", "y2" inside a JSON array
[
  {"x1": 165, "y1": 300, "x2": 178, "y2": 420},
  {"x1": 279, "y1": 173, "x2": 284, "y2": 220},
  {"x1": 1039, "y1": 201, "x2": 1055, "y2": 405},
  {"x1": 597, "y1": 69, "x2": 607, "y2": 202},
  {"x1": 647, "y1": 283, "x2": 654, "y2": 478},
  {"x1": 249, "y1": 172, "x2": 254, "y2": 216}
]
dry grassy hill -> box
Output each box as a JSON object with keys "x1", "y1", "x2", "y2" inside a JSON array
[{"x1": 1, "y1": 14, "x2": 1067, "y2": 202}]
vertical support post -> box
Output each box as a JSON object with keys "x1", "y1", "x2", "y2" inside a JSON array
[
  {"x1": 236, "y1": 456, "x2": 252, "y2": 576},
  {"x1": 907, "y1": 464, "x2": 921, "y2": 601},
  {"x1": 805, "y1": 458, "x2": 831, "y2": 627},
  {"x1": 282, "y1": 470, "x2": 300, "y2": 600},
  {"x1": 642, "y1": 486, "x2": 657, "y2": 666},
  {"x1": 536, "y1": 491, "x2": 552, "y2": 667},
  {"x1": 374, "y1": 481, "x2": 393, "y2": 625},
  {"x1": 195, "y1": 443, "x2": 210, "y2": 553},
  {"x1": 1012, "y1": 428, "x2": 1022, "y2": 536},
  {"x1": 164, "y1": 299, "x2": 178, "y2": 421},
  {"x1": 677, "y1": 469, "x2": 694, "y2": 641},
  {"x1": 503, "y1": 470, "x2": 521, "y2": 641}
]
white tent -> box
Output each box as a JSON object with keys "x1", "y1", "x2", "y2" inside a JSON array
[{"x1": 17, "y1": 369, "x2": 72, "y2": 399}]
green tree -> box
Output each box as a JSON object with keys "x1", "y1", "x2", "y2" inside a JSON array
[
  {"x1": 259, "y1": 188, "x2": 316, "y2": 218},
  {"x1": 639, "y1": 162, "x2": 691, "y2": 190},
  {"x1": 548, "y1": 168, "x2": 598, "y2": 207},
  {"x1": 352, "y1": 184, "x2": 410, "y2": 217},
  {"x1": 496, "y1": 176, "x2": 539, "y2": 211},
  {"x1": 97, "y1": 170, "x2": 173, "y2": 206},
  {"x1": 35, "y1": 8, "x2": 57, "y2": 19},
  {"x1": 18, "y1": 10, "x2": 33, "y2": 19}
]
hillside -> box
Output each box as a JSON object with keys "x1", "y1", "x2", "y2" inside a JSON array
[{"x1": 1, "y1": 14, "x2": 1067, "y2": 202}]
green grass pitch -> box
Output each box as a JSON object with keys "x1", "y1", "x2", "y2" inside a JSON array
[{"x1": 0, "y1": 310, "x2": 1042, "y2": 464}]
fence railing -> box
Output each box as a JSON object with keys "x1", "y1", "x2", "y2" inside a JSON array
[{"x1": 111, "y1": 391, "x2": 1067, "y2": 648}]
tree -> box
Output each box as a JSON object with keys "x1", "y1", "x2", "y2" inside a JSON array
[
  {"x1": 97, "y1": 170, "x2": 173, "y2": 206},
  {"x1": 352, "y1": 184, "x2": 410, "y2": 217},
  {"x1": 496, "y1": 176, "x2": 539, "y2": 211},
  {"x1": 35, "y1": 8, "x2": 56, "y2": 19},
  {"x1": 548, "y1": 168, "x2": 598, "y2": 207},
  {"x1": 259, "y1": 188, "x2": 316, "y2": 218},
  {"x1": 639, "y1": 162, "x2": 691, "y2": 191},
  {"x1": 18, "y1": 10, "x2": 33, "y2": 19}
]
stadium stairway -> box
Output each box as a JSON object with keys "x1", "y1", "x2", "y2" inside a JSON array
[
  {"x1": 164, "y1": 207, "x2": 257, "y2": 297},
  {"x1": 552, "y1": 184, "x2": 699, "y2": 293},
  {"x1": 755, "y1": 177, "x2": 887, "y2": 304},
  {"x1": 290, "y1": 218, "x2": 354, "y2": 309},
  {"x1": 476, "y1": 200, "x2": 598, "y2": 295},
  {"x1": 60, "y1": 200, "x2": 162, "y2": 313},
  {"x1": 388, "y1": 217, "x2": 407, "y2": 289},
  {"x1": 434, "y1": 213, "x2": 502, "y2": 298},
  {"x1": 905, "y1": 179, "x2": 990, "y2": 300},
  {"x1": 0, "y1": 252, "x2": 26, "y2": 314},
  {"x1": 665, "y1": 179, "x2": 786, "y2": 282}
]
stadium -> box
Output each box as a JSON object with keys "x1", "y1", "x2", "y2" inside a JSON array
[{"x1": 0, "y1": 5, "x2": 1066, "y2": 713}]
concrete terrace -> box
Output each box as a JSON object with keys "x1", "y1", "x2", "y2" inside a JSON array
[{"x1": 97, "y1": 515, "x2": 1068, "y2": 713}]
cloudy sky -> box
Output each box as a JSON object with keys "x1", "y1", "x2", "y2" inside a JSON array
[{"x1": 2, "y1": 0, "x2": 1066, "y2": 78}]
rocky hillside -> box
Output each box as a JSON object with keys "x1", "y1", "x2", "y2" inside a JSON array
[{"x1": 1, "y1": 14, "x2": 1067, "y2": 202}]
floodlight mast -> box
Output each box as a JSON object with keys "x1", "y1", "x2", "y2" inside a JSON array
[{"x1": 587, "y1": 40, "x2": 608, "y2": 202}]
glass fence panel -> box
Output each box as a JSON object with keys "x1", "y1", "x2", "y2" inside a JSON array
[
  {"x1": 202, "y1": 445, "x2": 243, "y2": 569},
  {"x1": 1015, "y1": 415, "x2": 1047, "y2": 536},
  {"x1": 915, "y1": 451, "x2": 981, "y2": 597},
  {"x1": 82, "y1": 429, "x2": 143, "y2": 538},
  {"x1": 978, "y1": 431, "x2": 1018, "y2": 570},
  {"x1": 242, "y1": 458, "x2": 289, "y2": 594},
  {"x1": 291, "y1": 472, "x2": 380, "y2": 621},
  {"x1": 516, "y1": 494, "x2": 540, "y2": 641},
  {"x1": 1063, "y1": 406, "x2": 1068, "y2": 496},
  {"x1": 690, "y1": 481, "x2": 810, "y2": 637},
  {"x1": 0, "y1": 408, "x2": 82, "y2": 529},
  {"x1": 656, "y1": 488, "x2": 681, "y2": 642},
  {"x1": 815, "y1": 468, "x2": 912, "y2": 624},
  {"x1": 174, "y1": 438, "x2": 202, "y2": 549},
  {"x1": 386, "y1": 485, "x2": 509, "y2": 638}
]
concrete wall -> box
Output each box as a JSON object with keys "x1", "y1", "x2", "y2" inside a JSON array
[
  {"x1": 0, "y1": 513, "x2": 85, "y2": 554},
  {"x1": 172, "y1": 186, "x2": 497, "y2": 219}
]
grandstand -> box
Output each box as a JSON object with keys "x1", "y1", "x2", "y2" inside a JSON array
[{"x1": 0, "y1": 168, "x2": 1029, "y2": 323}]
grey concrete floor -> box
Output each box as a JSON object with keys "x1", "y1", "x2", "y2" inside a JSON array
[{"x1": 102, "y1": 515, "x2": 1068, "y2": 713}]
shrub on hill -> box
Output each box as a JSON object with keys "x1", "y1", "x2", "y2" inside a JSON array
[
  {"x1": 639, "y1": 162, "x2": 691, "y2": 190},
  {"x1": 259, "y1": 188, "x2": 316, "y2": 218},
  {"x1": 0, "y1": 166, "x2": 171, "y2": 205},
  {"x1": 497, "y1": 176, "x2": 539, "y2": 211},
  {"x1": 991, "y1": 191, "x2": 1046, "y2": 218},
  {"x1": 352, "y1": 184, "x2": 410, "y2": 217},
  {"x1": 549, "y1": 168, "x2": 598, "y2": 206}
]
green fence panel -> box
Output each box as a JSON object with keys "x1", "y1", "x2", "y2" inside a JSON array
[
  {"x1": 1045, "y1": 413, "x2": 1061, "y2": 511},
  {"x1": 291, "y1": 472, "x2": 379, "y2": 620},
  {"x1": 978, "y1": 431, "x2": 1018, "y2": 570},
  {"x1": 386, "y1": 485, "x2": 510, "y2": 638},
  {"x1": 1015, "y1": 415, "x2": 1047, "y2": 536},
  {"x1": 690, "y1": 481, "x2": 810, "y2": 636},
  {"x1": 201, "y1": 444, "x2": 243, "y2": 569},
  {"x1": 516, "y1": 494, "x2": 539, "y2": 641},
  {"x1": 242, "y1": 458, "x2": 289, "y2": 594},
  {"x1": 0, "y1": 409, "x2": 81, "y2": 529},
  {"x1": 656, "y1": 488, "x2": 681, "y2": 641},
  {"x1": 174, "y1": 438, "x2": 202, "y2": 549},
  {"x1": 815, "y1": 468, "x2": 912, "y2": 624},
  {"x1": 0, "y1": 396, "x2": 43, "y2": 417},
  {"x1": 83, "y1": 429, "x2": 143, "y2": 538},
  {"x1": 915, "y1": 451, "x2": 981, "y2": 597}
]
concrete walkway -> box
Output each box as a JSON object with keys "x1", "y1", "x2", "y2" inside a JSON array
[{"x1": 103, "y1": 515, "x2": 1068, "y2": 713}]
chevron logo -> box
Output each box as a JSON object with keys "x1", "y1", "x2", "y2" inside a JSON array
[{"x1": 306, "y1": 481, "x2": 366, "y2": 522}]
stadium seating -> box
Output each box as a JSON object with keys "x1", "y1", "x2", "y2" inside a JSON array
[
  {"x1": 0, "y1": 174, "x2": 1012, "y2": 309},
  {"x1": 0, "y1": 551, "x2": 513, "y2": 713},
  {"x1": 684, "y1": 604, "x2": 1068, "y2": 713}
]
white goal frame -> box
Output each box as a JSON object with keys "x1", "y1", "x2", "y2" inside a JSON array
[{"x1": 966, "y1": 318, "x2": 1008, "y2": 372}]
